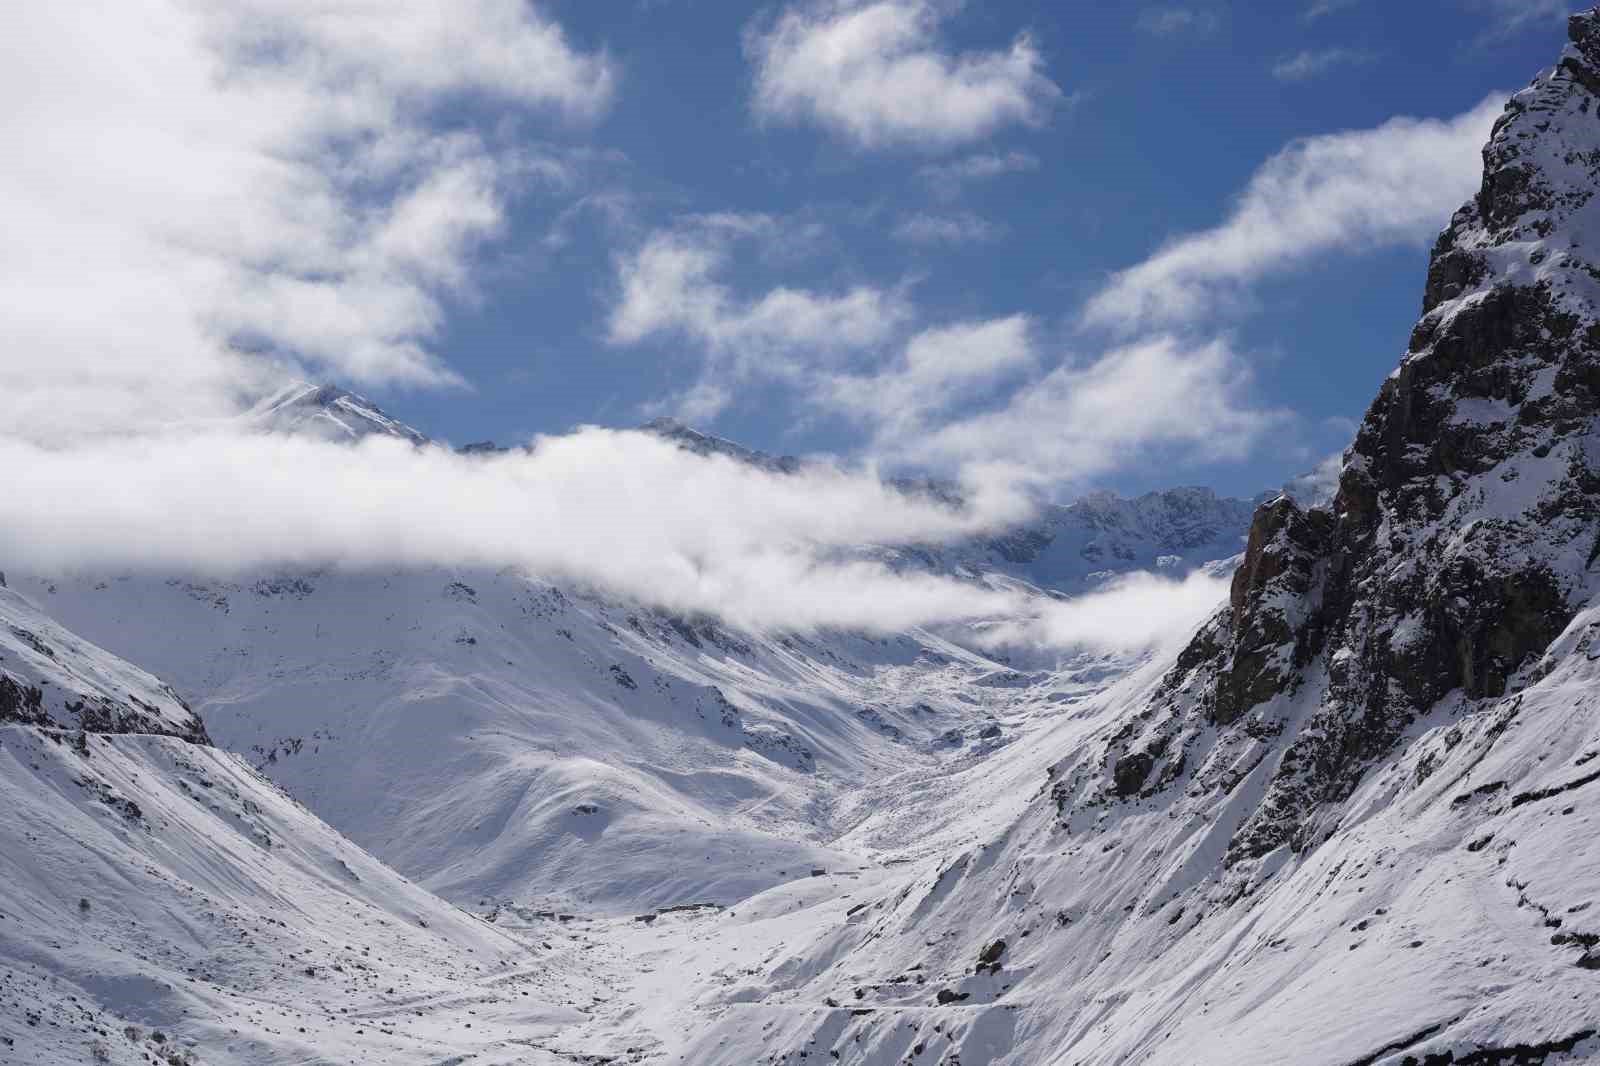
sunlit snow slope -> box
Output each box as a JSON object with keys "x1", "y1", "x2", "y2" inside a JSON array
[
  {"x1": 0, "y1": 583, "x2": 602, "y2": 1065},
  {"x1": 652, "y1": 15, "x2": 1600, "y2": 1064},
  {"x1": 19, "y1": 11, "x2": 1600, "y2": 1066}
]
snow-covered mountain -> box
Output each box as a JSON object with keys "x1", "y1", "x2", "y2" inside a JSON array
[
  {"x1": 9, "y1": 409, "x2": 1252, "y2": 922},
  {"x1": 14, "y1": 567, "x2": 1080, "y2": 914},
  {"x1": 931, "y1": 486, "x2": 1261, "y2": 593},
  {"x1": 0, "y1": 579, "x2": 206, "y2": 742},
  {"x1": 0, "y1": 582, "x2": 606, "y2": 1065},
  {"x1": 635, "y1": 418, "x2": 1261, "y2": 593},
  {"x1": 654, "y1": 15, "x2": 1600, "y2": 1063},
  {"x1": 16, "y1": 12, "x2": 1600, "y2": 1065},
  {"x1": 246, "y1": 382, "x2": 429, "y2": 445}
]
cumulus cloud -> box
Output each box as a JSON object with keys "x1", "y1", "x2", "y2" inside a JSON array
[
  {"x1": 0, "y1": 2, "x2": 614, "y2": 441},
  {"x1": 1271, "y1": 47, "x2": 1376, "y2": 82},
  {"x1": 1281, "y1": 451, "x2": 1345, "y2": 507},
  {"x1": 746, "y1": 0, "x2": 1062, "y2": 149},
  {"x1": 0, "y1": 427, "x2": 1014, "y2": 630},
  {"x1": 894, "y1": 337, "x2": 1285, "y2": 486},
  {"x1": 606, "y1": 214, "x2": 1283, "y2": 488},
  {"x1": 1081, "y1": 95, "x2": 1505, "y2": 333},
  {"x1": 0, "y1": 3, "x2": 1262, "y2": 657},
  {"x1": 823, "y1": 316, "x2": 1037, "y2": 438},
  {"x1": 991, "y1": 569, "x2": 1234, "y2": 653},
  {"x1": 607, "y1": 216, "x2": 913, "y2": 415}
]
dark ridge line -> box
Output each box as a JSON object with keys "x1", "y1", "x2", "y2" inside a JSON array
[
  {"x1": 1510, "y1": 765, "x2": 1600, "y2": 808},
  {"x1": 1342, "y1": 1019, "x2": 1453, "y2": 1066}
]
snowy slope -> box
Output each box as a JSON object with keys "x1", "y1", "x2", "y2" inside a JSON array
[
  {"x1": 625, "y1": 14, "x2": 1600, "y2": 1064},
  {"x1": 21, "y1": 12, "x2": 1600, "y2": 1066},
  {"x1": 0, "y1": 581, "x2": 206, "y2": 741},
  {"x1": 16, "y1": 567, "x2": 1112, "y2": 916},
  {"x1": 926, "y1": 486, "x2": 1260, "y2": 593},
  {"x1": 0, "y1": 585, "x2": 604, "y2": 1066},
  {"x1": 649, "y1": 614, "x2": 1600, "y2": 1064},
  {"x1": 246, "y1": 382, "x2": 429, "y2": 446}
]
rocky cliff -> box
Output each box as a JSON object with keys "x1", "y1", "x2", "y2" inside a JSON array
[{"x1": 1083, "y1": 10, "x2": 1600, "y2": 866}]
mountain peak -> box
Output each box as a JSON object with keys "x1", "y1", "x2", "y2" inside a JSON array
[
  {"x1": 248, "y1": 381, "x2": 429, "y2": 445},
  {"x1": 1571, "y1": 6, "x2": 1600, "y2": 58}
]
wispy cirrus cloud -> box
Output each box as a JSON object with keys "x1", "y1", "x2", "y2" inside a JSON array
[
  {"x1": 1271, "y1": 47, "x2": 1376, "y2": 81},
  {"x1": 1135, "y1": 7, "x2": 1221, "y2": 37},
  {"x1": 1081, "y1": 95, "x2": 1505, "y2": 333},
  {"x1": 917, "y1": 150, "x2": 1039, "y2": 199},
  {"x1": 745, "y1": 0, "x2": 1063, "y2": 150},
  {"x1": 0, "y1": 1, "x2": 615, "y2": 442},
  {"x1": 1472, "y1": 0, "x2": 1573, "y2": 37},
  {"x1": 1303, "y1": 0, "x2": 1360, "y2": 21},
  {"x1": 892, "y1": 211, "x2": 1005, "y2": 244}
]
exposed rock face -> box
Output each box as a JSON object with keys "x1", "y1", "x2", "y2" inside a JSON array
[{"x1": 1086, "y1": 11, "x2": 1600, "y2": 863}]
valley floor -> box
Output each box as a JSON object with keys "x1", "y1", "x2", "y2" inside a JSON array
[{"x1": 10, "y1": 573, "x2": 1600, "y2": 1065}]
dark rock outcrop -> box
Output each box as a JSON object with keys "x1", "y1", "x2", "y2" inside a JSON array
[{"x1": 1068, "y1": 10, "x2": 1600, "y2": 865}]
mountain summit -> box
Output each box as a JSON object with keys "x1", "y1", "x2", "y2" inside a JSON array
[{"x1": 247, "y1": 381, "x2": 429, "y2": 445}]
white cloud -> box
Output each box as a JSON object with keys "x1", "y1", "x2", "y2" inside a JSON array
[
  {"x1": 0, "y1": 422, "x2": 1234, "y2": 650},
  {"x1": 1303, "y1": 0, "x2": 1359, "y2": 21},
  {"x1": 227, "y1": 0, "x2": 616, "y2": 119},
  {"x1": 1281, "y1": 451, "x2": 1344, "y2": 507},
  {"x1": 1135, "y1": 7, "x2": 1221, "y2": 37},
  {"x1": 896, "y1": 337, "x2": 1285, "y2": 486},
  {"x1": 989, "y1": 569, "x2": 1234, "y2": 653},
  {"x1": 0, "y1": 2, "x2": 614, "y2": 441},
  {"x1": 746, "y1": 0, "x2": 1062, "y2": 149},
  {"x1": 917, "y1": 150, "x2": 1039, "y2": 198},
  {"x1": 608, "y1": 218, "x2": 913, "y2": 388},
  {"x1": 824, "y1": 316, "x2": 1036, "y2": 438},
  {"x1": 892, "y1": 211, "x2": 1005, "y2": 244},
  {"x1": 1081, "y1": 95, "x2": 1505, "y2": 333},
  {"x1": 1474, "y1": 0, "x2": 1572, "y2": 36},
  {"x1": 0, "y1": 426, "x2": 1044, "y2": 635},
  {"x1": 1271, "y1": 47, "x2": 1375, "y2": 82}
]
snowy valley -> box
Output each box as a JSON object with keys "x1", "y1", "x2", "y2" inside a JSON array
[{"x1": 12, "y1": 9, "x2": 1600, "y2": 1066}]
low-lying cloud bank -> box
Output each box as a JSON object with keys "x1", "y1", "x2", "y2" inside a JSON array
[
  {"x1": 988, "y1": 569, "x2": 1234, "y2": 653},
  {"x1": 0, "y1": 427, "x2": 1228, "y2": 651}
]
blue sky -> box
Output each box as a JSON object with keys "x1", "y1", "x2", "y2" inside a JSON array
[
  {"x1": 389, "y1": 0, "x2": 1568, "y2": 498},
  {"x1": 0, "y1": 0, "x2": 1585, "y2": 632},
  {"x1": 1, "y1": 1, "x2": 1577, "y2": 500}
]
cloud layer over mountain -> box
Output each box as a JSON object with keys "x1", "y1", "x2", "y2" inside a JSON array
[{"x1": 0, "y1": 425, "x2": 1232, "y2": 650}]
